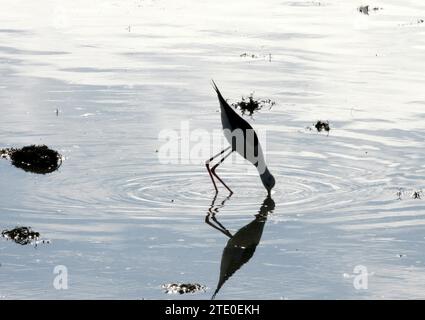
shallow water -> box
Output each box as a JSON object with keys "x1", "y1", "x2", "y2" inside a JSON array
[{"x1": 1, "y1": 0, "x2": 425, "y2": 299}]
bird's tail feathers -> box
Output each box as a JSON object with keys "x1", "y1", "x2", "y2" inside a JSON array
[{"x1": 211, "y1": 79, "x2": 219, "y2": 94}]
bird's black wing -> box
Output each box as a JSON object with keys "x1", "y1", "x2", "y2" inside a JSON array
[
  {"x1": 211, "y1": 80, "x2": 253, "y2": 132},
  {"x1": 211, "y1": 80, "x2": 261, "y2": 158}
]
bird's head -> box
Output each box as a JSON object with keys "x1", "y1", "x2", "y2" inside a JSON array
[{"x1": 260, "y1": 170, "x2": 275, "y2": 196}]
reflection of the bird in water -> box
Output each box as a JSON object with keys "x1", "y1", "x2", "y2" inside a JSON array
[{"x1": 206, "y1": 195, "x2": 275, "y2": 299}]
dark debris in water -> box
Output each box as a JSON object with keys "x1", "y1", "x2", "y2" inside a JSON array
[
  {"x1": 240, "y1": 53, "x2": 272, "y2": 62},
  {"x1": 162, "y1": 283, "x2": 206, "y2": 295},
  {"x1": 240, "y1": 53, "x2": 258, "y2": 59},
  {"x1": 0, "y1": 149, "x2": 8, "y2": 159},
  {"x1": 231, "y1": 93, "x2": 275, "y2": 117},
  {"x1": 411, "y1": 190, "x2": 422, "y2": 199},
  {"x1": 314, "y1": 120, "x2": 330, "y2": 132},
  {"x1": 396, "y1": 188, "x2": 422, "y2": 200},
  {"x1": 307, "y1": 120, "x2": 330, "y2": 133},
  {"x1": 358, "y1": 5, "x2": 383, "y2": 15},
  {"x1": 399, "y1": 19, "x2": 424, "y2": 26},
  {"x1": 358, "y1": 5, "x2": 369, "y2": 15},
  {"x1": 0, "y1": 145, "x2": 62, "y2": 174},
  {"x1": 1, "y1": 227, "x2": 41, "y2": 245},
  {"x1": 396, "y1": 188, "x2": 403, "y2": 200}
]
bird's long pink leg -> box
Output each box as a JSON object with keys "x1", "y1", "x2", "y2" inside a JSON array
[
  {"x1": 206, "y1": 147, "x2": 231, "y2": 193},
  {"x1": 211, "y1": 149, "x2": 234, "y2": 194}
]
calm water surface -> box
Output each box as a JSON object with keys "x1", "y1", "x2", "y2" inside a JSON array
[{"x1": 1, "y1": 0, "x2": 425, "y2": 299}]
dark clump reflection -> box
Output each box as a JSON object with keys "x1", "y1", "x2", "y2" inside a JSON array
[
  {"x1": 0, "y1": 145, "x2": 62, "y2": 174},
  {"x1": 206, "y1": 195, "x2": 275, "y2": 299}
]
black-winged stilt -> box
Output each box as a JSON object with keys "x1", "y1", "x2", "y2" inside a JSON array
[{"x1": 206, "y1": 81, "x2": 275, "y2": 196}]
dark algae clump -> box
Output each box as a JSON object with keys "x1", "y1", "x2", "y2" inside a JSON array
[
  {"x1": 358, "y1": 5, "x2": 383, "y2": 15},
  {"x1": 162, "y1": 283, "x2": 206, "y2": 294},
  {"x1": 0, "y1": 145, "x2": 62, "y2": 174},
  {"x1": 231, "y1": 93, "x2": 275, "y2": 117},
  {"x1": 399, "y1": 19, "x2": 424, "y2": 26},
  {"x1": 315, "y1": 120, "x2": 330, "y2": 132},
  {"x1": 0, "y1": 149, "x2": 8, "y2": 159},
  {"x1": 1, "y1": 226, "x2": 40, "y2": 245},
  {"x1": 395, "y1": 188, "x2": 422, "y2": 200},
  {"x1": 358, "y1": 5, "x2": 369, "y2": 14},
  {"x1": 240, "y1": 53, "x2": 258, "y2": 58},
  {"x1": 309, "y1": 120, "x2": 330, "y2": 133},
  {"x1": 411, "y1": 190, "x2": 422, "y2": 199}
]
